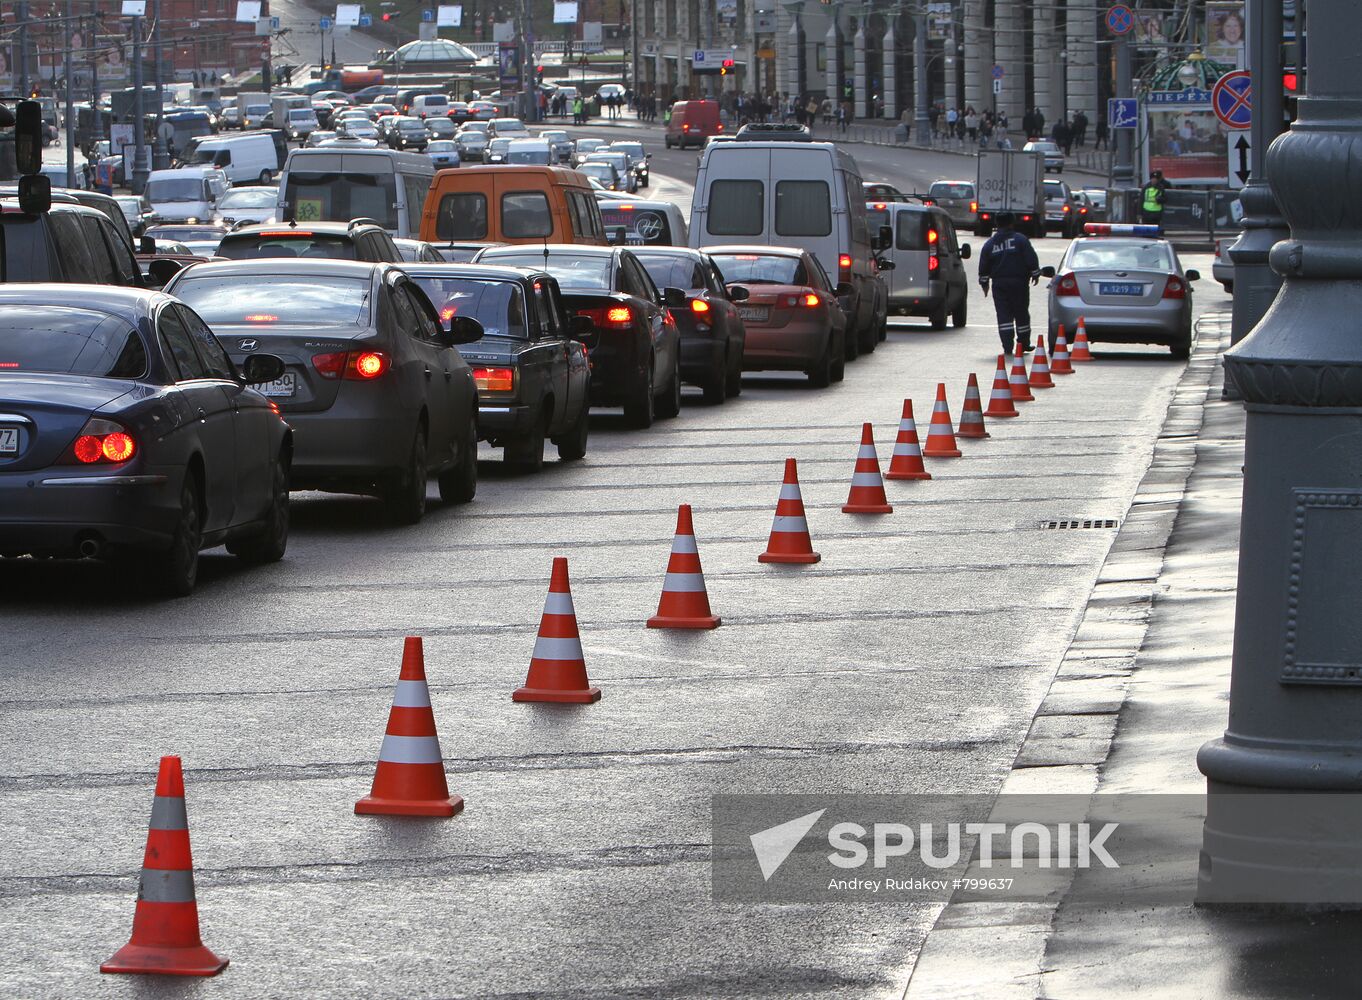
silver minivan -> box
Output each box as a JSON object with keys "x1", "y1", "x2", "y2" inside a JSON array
[
  {"x1": 927, "y1": 180, "x2": 978, "y2": 230},
  {"x1": 866, "y1": 203, "x2": 971, "y2": 330}
]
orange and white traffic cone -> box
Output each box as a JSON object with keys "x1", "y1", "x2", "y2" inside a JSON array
[
  {"x1": 648, "y1": 504, "x2": 720, "y2": 629},
  {"x1": 957, "y1": 373, "x2": 990, "y2": 439},
  {"x1": 101, "y1": 756, "x2": 229, "y2": 977},
  {"x1": 356, "y1": 637, "x2": 464, "y2": 817},
  {"x1": 1050, "y1": 324, "x2": 1074, "y2": 374},
  {"x1": 1029, "y1": 336, "x2": 1055, "y2": 388},
  {"x1": 1071, "y1": 316, "x2": 1094, "y2": 361},
  {"x1": 759, "y1": 458, "x2": 821, "y2": 563},
  {"x1": 885, "y1": 399, "x2": 931, "y2": 481},
  {"x1": 513, "y1": 558, "x2": 602, "y2": 703},
  {"x1": 986, "y1": 354, "x2": 1019, "y2": 418},
  {"x1": 922, "y1": 383, "x2": 963, "y2": 458},
  {"x1": 1010, "y1": 346, "x2": 1035, "y2": 402},
  {"x1": 842, "y1": 422, "x2": 893, "y2": 514}
]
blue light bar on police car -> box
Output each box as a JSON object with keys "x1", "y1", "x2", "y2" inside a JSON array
[{"x1": 1083, "y1": 223, "x2": 1163, "y2": 237}]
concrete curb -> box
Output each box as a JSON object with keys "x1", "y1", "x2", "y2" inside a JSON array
[{"x1": 901, "y1": 312, "x2": 1233, "y2": 1000}]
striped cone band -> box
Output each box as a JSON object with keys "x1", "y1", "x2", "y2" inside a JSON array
[
  {"x1": 886, "y1": 398, "x2": 931, "y2": 480},
  {"x1": 844, "y1": 422, "x2": 893, "y2": 513},
  {"x1": 761, "y1": 458, "x2": 821, "y2": 562},
  {"x1": 957, "y1": 373, "x2": 990, "y2": 439},
  {"x1": 922, "y1": 383, "x2": 963, "y2": 458},
  {"x1": 1051, "y1": 324, "x2": 1074, "y2": 373},
  {"x1": 514, "y1": 558, "x2": 602, "y2": 702},
  {"x1": 986, "y1": 353, "x2": 1019, "y2": 417},
  {"x1": 1009, "y1": 348, "x2": 1035, "y2": 401},
  {"x1": 1071, "y1": 317, "x2": 1094, "y2": 361},
  {"x1": 1029, "y1": 335, "x2": 1055, "y2": 387},
  {"x1": 101, "y1": 755, "x2": 229, "y2": 977},
  {"x1": 649, "y1": 504, "x2": 720, "y2": 628},
  {"x1": 357, "y1": 636, "x2": 463, "y2": 816}
]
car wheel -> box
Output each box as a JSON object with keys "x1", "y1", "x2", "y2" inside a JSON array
[
  {"x1": 700, "y1": 354, "x2": 727, "y2": 405},
  {"x1": 554, "y1": 398, "x2": 590, "y2": 460},
  {"x1": 858, "y1": 319, "x2": 878, "y2": 354},
  {"x1": 1170, "y1": 331, "x2": 1192, "y2": 360},
  {"x1": 227, "y1": 456, "x2": 289, "y2": 564},
  {"x1": 952, "y1": 298, "x2": 968, "y2": 329},
  {"x1": 258, "y1": 169, "x2": 272, "y2": 184},
  {"x1": 148, "y1": 473, "x2": 202, "y2": 597},
  {"x1": 876, "y1": 311, "x2": 888, "y2": 341},
  {"x1": 504, "y1": 412, "x2": 547, "y2": 472},
  {"x1": 929, "y1": 303, "x2": 949, "y2": 330},
  {"x1": 807, "y1": 337, "x2": 835, "y2": 388},
  {"x1": 725, "y1": 342, "x2": 743, "y2": 397},
  {"x1": 384, "y1": 428, "x2": 428, "y2": 525},
  {"x1": 831, "y1": 337, "x2": 846, "y2": 383},
  {"x1": 439, "y1": 414, "x2": 478, "y2": 502},
  {"x1": 656, "y1": 360, "x2": 682, "y2": 418},
  {"x1": 623, "y1": 359, "x2": 655, "y2": 428},
  {"x1": 843, "y1": 325, "x2": 860, "y2": 361}
]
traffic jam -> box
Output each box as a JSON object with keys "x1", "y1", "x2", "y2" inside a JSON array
[{"x1": 0, "y1": 90, "x2": 1203, "y2": 602}]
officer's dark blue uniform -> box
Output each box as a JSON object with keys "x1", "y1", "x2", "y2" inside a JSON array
[{"x1": 978, "y1": 214, "x2": 1041, "y2": 353}]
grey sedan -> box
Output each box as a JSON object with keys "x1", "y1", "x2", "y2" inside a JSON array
[{"x1": 1043, "y1": 231, "x2": 1199, "y2": 358}]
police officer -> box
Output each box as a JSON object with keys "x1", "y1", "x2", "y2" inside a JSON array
[
  {"x1": 1141, "y1": 169, "x2": 1167, "y2": 229},
  {"x1": 978, "y1": 213, "x2": 1041, "y2": 353}
]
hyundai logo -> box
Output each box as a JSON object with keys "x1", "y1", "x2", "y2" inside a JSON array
[{"x1": 238, "y1": 339, "x2": 259, "y2": 352}]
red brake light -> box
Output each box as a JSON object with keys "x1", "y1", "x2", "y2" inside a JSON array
[
  {"x1": 928, "y1": 256, "x2": 940, "y2": 272},
  {"x1": 353, "y1": 351, "x2": 386, "y2": 378},
  {"x1": 682, "y1": 123, "x2": 691, "y2": 131},
  {"x1": 312, "y1": 350, "x2": 389, "y2": 380},
  {"x1": 838, "y1": 254, "x2": 852, "y2": 269},
  {"x1": 258, "y1": 231, "x2": 311, "y2": 239},
  {"x1": 606, "y1": 306, "x2": 632, "y2": 324},
  {"x1": 716, "y1": 123, "x2": 724, "y2": 132},
  {"x1": 74, "y1": 435, "x2": 103, "y2": 463},
  {"x1": 440, "y1": 306, "x2": 457, "y2": 322},
  {"x1": 969, "y1": 200, "x2": 978, "y2": 212},
  {"x1": 617, "y1": 204, "x2": 634, "y2": 211},
  {"x1": 1163, "y1": 276, "x2": 1186, "y2": 300},
  {"x1": 243, "y1": 313, "x2": 278, "y2": 323},
  {"x1": 1056, "y1": 273, "x2": 1080, "y2": 297},
  {"x1": 926, "y1": 229, "x2": 939, "y2": 245},
  {"x1": 64, "y1": 418, "x2": 136, "y2": 466},
  {"x1": 1063, "y1": 204, "x2": 1071, "y2": 214},
  {"x1": 802, "y1": 292, "x2": 821, "y2": 307},
  {"x1": 690, "y1": 298, "x2": 711, "y2": 314},
  {"x1": 473, "y1": 367, "x2": 515, "y2": 392},
  {"x1": 872, "y1": 202, "x2": 887, "y2": 210}
]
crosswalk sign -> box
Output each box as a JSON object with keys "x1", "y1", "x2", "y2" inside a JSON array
[{"x1": 1107, "y1": 97, "x2": 1138, "y2": 129}]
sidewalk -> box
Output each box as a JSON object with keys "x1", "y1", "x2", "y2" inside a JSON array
[{"x1": 903, "y1": 315, "x2": 1362, "y2": 998}]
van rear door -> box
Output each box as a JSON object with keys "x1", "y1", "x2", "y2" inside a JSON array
[
  {"x1": 692, "y1": 145, "x2": 770, "y2": 247},
  {"x1": 769, "y1": 145, "x2": 838, "y2": 275}
]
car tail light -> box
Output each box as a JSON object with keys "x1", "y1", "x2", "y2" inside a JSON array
[
  {"x1": 1163, "y1": 276, "x2": 1187, "y2": 299},
  {"x1": 258, "y1": 231, "x2": 311, "y2": 239},
  {"x1": 926, "y1": 229, "x2": 939, "y2": 245},
  {"x1": 690, "y1": 298, "x2": 711, "y2": 314},
  {"x1": 682, "y1": 123, "x2": 691, "y2": 132},
  {"x1": 802, "y1": 292, "x2": 821, "y2": 307},
  {"x1": 928, "y1": 255, "x2": 940, "y2": 272},
  {"x1": 1022, "y1": 214, "x2": 1033, "y2": 222},
  {"x1": 473, "y1": 367, "x2": 515, "y2": 392},
  {"x1": 872, "y1": 202, "x2": 887, "y2": 210},
  {"x1": 716, "y1": 123, "x2": 724, "y2": 132},
  {"x1": 607, "y1": 306, "x2": 632, "y2": 324},
  {"x1": 1056, "y1": 273, "x2": 1080, "y2": 297},
  {"x1": 969, "y1": 200, "x2": 978, "y2": 212},
  {"x1": 63, "y1": 418, "x2": 136, "y2": 465},
  {"x1": 838, "y1": 253, "x2": 852, "y2": 283},
  {"x1": 312, "y1": 349, "x2": 390, "y2": 380},
  {"x1": 577, "y1": 306, "x2": 634, "y2": 330}
]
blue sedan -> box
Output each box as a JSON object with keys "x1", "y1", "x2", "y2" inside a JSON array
[{"x1": 0, "y1": 286, "x2": 293, "y2": 595}]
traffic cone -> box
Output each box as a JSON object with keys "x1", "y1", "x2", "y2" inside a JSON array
[
  {"x1": 1029, "y1": 336, "x2": 1055, "y2": 388},
  {"x1": 759, "y1": 458, "x2": 821, "y2": 563},
  {"x1": 986, "y1": 353, "x2": 1019, "y2": 418},
  {"x1": 842, "y1": 422, "x2": 893, "y2": 514},
  {"x1": 1009, "y1": 346, "x2": 1035, "y2": 402},
  {"x1": 1050, "y1": 324, "x2": 1074, "y2": 374},
  {"x1": 1071, "y1": 317, "x2": 1094, "y2": 361},
  {"x1": 648, "y1": 504, "x2": 720, "y2": 629},
  {"x1": 957, "y1": 373, "x2": 990, "y2": 439},
  {"x1": 922, "y1": 383, "x2": 963, "y2": 458},
  {"x1": 885, "y1": 399, "x2": 931, "y2": 481},
  {"x1": 513, "y1": 557, "x2": 602, "y2": 703},
  {"x1": 101, "y1": 756, "x2": 228, "y2": 977},
  {"x1": 356, "y1": 637, "x2": 464, "y2": 817}
]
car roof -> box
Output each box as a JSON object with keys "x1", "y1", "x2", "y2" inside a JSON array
[
  {"x1": 626, "y1": 246, "x2": 703, "y2": 258},
  {"x1": 173, "y1": 258, "x2": 386, "y2": 278},
  {"x1": 702, "y1": 244, "x2": 806, "y2": 258},
  {"x1": 0, "y1": 284, "x2": 165, "y2": 315},
  {"x1": 481, "y1": 243, "x2": 615, "y2": 258},
  {"x1": 224, "y1": 221, "x2": 376, "y2": 236},
  {"x1": 397, "y1": 262, "x2": 545, "y2": 281}
]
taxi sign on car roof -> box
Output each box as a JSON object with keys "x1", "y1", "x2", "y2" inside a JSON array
[{"x1": 1083, "y1": 223, "x2": 1163, "y2": 237}]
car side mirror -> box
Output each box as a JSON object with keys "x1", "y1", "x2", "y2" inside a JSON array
[
  {"x1": 662, "y1": 286, "x2": 688, "y2": 308},
  {"x1": 875, "y1": 258, "x2": 896, "y2": 271},
  {"x1": 726, "y1": 283, "x2": 750, "y2": 302},
  {"x1": 873, "y1": 224, "x2": 893, "y2": 251},
  {"x1": 1040, "y1": 265, "x2": 1057, "y2": 278},
  {"x1": 836, "y1": 281, "x2": 855, "y2": 298},
  {"x1": 241, "y1": 353, "x2": 286, "y2": 384},
  {"x1": 445, "y1": 315, "x2": 485, "y2": 344},
  {"x1": 959, "y1": 244, "x2": 972, "y2": 260},
  {"x1": 140, "y1": 235, "x2": 156, "y2": 254},
  {"x1": 146, "y1": 257, "x2": 187, "y2": 288},
  {"x1": 1185, "y1": 269, "x2": 1201, "y2": 281}
]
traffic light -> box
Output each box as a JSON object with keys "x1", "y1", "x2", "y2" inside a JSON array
[
  {"x1": 382, "y1": 11, "x2": 393, "y2": 20},
  {"x1": 721, "y1": 58, "x2": 734, "y2": 76}
]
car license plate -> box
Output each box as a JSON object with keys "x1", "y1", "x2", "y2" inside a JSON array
[
  {"x1": 1098, "y1": 282, "x2": 1144, "y2": 296},
  {"x1": 260, "y1": 374, "x2": 297, "y2": 397},
  {"x1": 0, "y1": 426, "x2": 18, "y2": 455},
  {"x1": 738, "y1": 306, "x2": 769, "y2": 322}
]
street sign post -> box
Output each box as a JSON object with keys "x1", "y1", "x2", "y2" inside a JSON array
[
  {"x1": 1228, "y1": 132, "x2": 1251, "y2": 188},
  {"x1": 992, "y1": 79, "x2": 1002, "y2": 95},
  {"x1": 1107, "y1": 97, "x2": 1138, "y2": 129},
  {"x1": 1212, "y1": 70, "x2": 1253, "y2": 129},
  {"x1": 358, "y1": 12, "x2": 372, "y2": 26},
  {"x1": 1106, "y1": 4, "x2": 1134, "y2": 35},
  {"x1": 991, "y1": 64, "x2": 1003, "y2": 80},
  {"x1": 319, "y1": 16, "x2": 332, "y2": 29}
]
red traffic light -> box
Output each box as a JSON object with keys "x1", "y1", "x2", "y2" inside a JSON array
[
  {"x1": 382, "y1": 11, "x2": 392, "y2": 20},
  {"x1": 722, "y1": 58, "x2": 735, "y2": 68},
  {"x1": 1283, "y1": 72, "x2": 1299, "y2": 92}
]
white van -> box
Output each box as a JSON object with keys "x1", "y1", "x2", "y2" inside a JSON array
[
  {"x1": 190, "y1": 133, "x2": 280, "y2": 185},
  {"x1": 690, "y1": 139, "x2": 884, "y2": 356},
  {"x1": 276, "y1": 145, "x2": 435, "y2": 237},
  {"x1": 410, "y1": 94, "x2": 451, "y2": 119},
  {"x1": 145, "y1": 166, "x2": 229, "y2": 223},
  {"x1": 284, "y1": 107, "x2": 320, "y2": 141}
]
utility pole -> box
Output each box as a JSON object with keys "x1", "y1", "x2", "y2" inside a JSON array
[
  {"x1": 91, "y1": 18, "x2": 101, "y2": 148},
  {"x1": 64, "y1": 0, "x2": 75, "y2": 188},
  {"x1": 913, "y1": 12, "x2": 929, "y2": 142},
  {"x1": 1111, "y1": 33, "x2": 1133, "y2": 190},
  {"x1": 17, "y1": 1, "x2": 30, "y2": 98},
  {"x1": 152, "y1": 0, "x2": 167, "y2": 169},
  {"x1": 131, "y1": 8, "x2": 147, "y2": 193},
  {"x1": 1199, "y1": 0, "x2": 1362, "y2": 908},
  {"x1": 262, "y1": 0, "x2": 272, "y2": 93}
]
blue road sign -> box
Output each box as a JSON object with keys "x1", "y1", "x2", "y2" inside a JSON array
[
  {"x1": 319, "y1": 15, "x2": 332, "y2": 29},
  {"x1": 1108, "y1": 97, "x2": 1138, "y2": 129},
  {"x1": 421, "y1": 8, "x2": 433, "y2": 21},
  {"x1": 359, "y1": 12, "x2": 372, "y2": 26},
  {"x1": 991, "y1": 64, "x2": 1003, "y2": 80},
  {"x1": 1212, "y1": 70, "x2": 1253, "y2": 129},
  {"x1": 1106, "y1": 4, "x2": 1134, "y2": 35}
]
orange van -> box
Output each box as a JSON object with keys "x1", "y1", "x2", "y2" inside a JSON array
[
  {"x1": 420, "y1": 165, "x2": 607, "y2": 246},
  {"x1": 665, "y1": 100, "x2": 723, "y2": 149}
]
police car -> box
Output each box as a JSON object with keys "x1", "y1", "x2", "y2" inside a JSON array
[{"x1": 1040, "y1": 224, "x2": 1200, "y2": 359}]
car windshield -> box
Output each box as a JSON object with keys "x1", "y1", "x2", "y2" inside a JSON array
[
  {"x1": 407, "y1": 276, "x2": 527, "y2": 340},
  {"x1": 1069, "y1": 241, "x2": 1173, "y2": 271},
  {"x1": 147, "y1": 178, "x2": 208, "y2": 202},
  {"x1": 171, "y1": 273, "x2": 372, "y2": 327},
  {"x1": 0, "y1": 306, "x2": 148, "y2": 378},
  {"x1": 428, "y1": 141, "x2": 457, "y2": 152},
  {"x1": 579, "y1": 164, "x2": 613, "y2": 181},
  {"x1": 708, "y1": 253, "x2": 803, "y2": 285},
  {"x1": 483, "y1": 251, "x2": 612, "y2": 289},
  {"x1": 216, "y1": 189, "x2": 276, "y2": 209},
  {"x1": 399, "y1": 121, "x2": 426, "y2": 132},
  {"x1": 282, "y1": 171, "x2": 398, "y2": 230},
  {"x1": 930, "y1": 183, "x2": 973, "y2": 199},
  {"x1": 216, "y1": 233, "x2": 359, "y2": 260}
]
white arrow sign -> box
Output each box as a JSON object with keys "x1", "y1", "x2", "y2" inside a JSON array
[{"x1": 1228, "y1": 132, "x2": 1250, "y2": 190}]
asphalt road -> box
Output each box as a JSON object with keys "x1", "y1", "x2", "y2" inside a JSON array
[{"x1": 1, "y1": 130, "x2": 1226, "y2": 998}]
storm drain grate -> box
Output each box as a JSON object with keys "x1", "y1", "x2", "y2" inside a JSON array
[{"x1": 1039, "y1": 518, "x2": 1121, "y2": 530}]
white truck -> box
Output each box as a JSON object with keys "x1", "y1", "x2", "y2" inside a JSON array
[
  {"x1": 974, "y1": 149, "x2": 1046, "y2": 238},
  {"x1": 236, "y1": 91, "x2": 271, "y2": 129}
]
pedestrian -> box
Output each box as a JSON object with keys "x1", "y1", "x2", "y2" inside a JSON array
[
  {"x1": 1094, "y1": 113, "x2": 1109, "y2": 150},
  {"x1": 837, "y1": 102, "x2": 848, "y2": 133},
  {"x1": 1033, "y1": 107, "x2": 1045, "y2": 139},
  {"x1": 1072, "y1": 109, "x2": 1088, "y2": 146},
  {"x1": 1140, "y1": 169, "x2": 1168, "y2": 229},
  {"x1": 1054, "y1": 119, "x2": 1072, "y2": 155},
  {"x1": 946, "y1": 105, "x2": 958, "y2": 139},
  {"x1": 929, "y1": 103, "x2": 940, "y2": 137},
  {"x1": 978, "y1": 213, "x2": 1041, "y2": 355},
  {"x1": 1022, "y1": 108, "x2": 1035, "y2": 138},
  {"x1": 964, "y1": 107, "x2": 978, "y2": 142}
]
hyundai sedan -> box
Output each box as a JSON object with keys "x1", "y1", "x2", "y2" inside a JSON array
[{"x1": 0, "y1": 286, "x2": 291, "y2": 595}]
